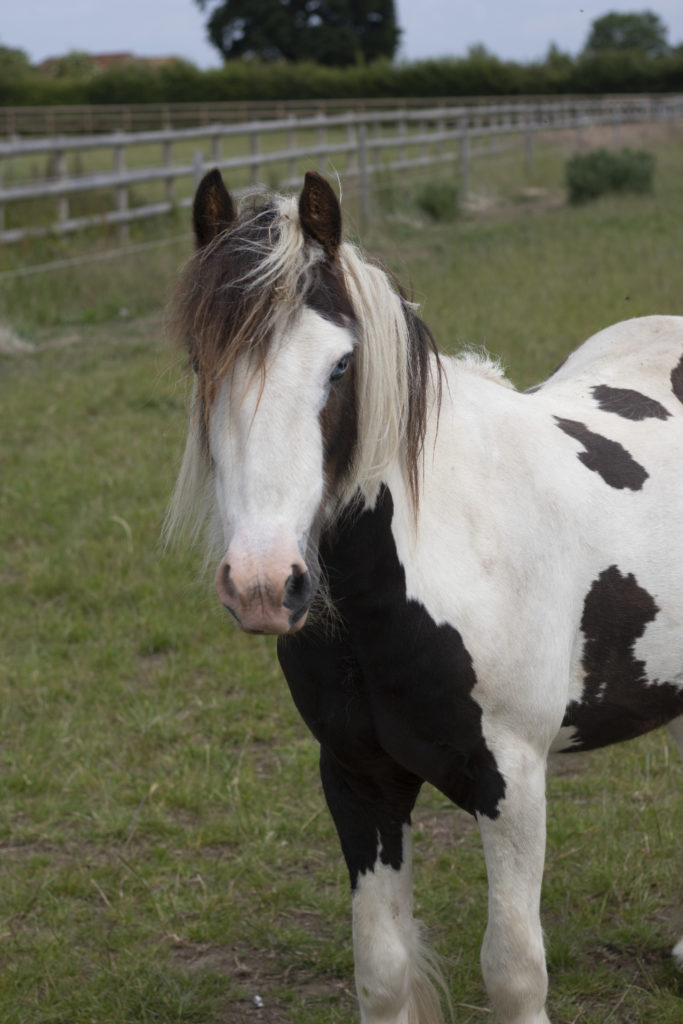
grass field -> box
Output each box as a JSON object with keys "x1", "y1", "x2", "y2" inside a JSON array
[{"x1": 1, "y1": 125, "x2": 682, "y2": 1023}]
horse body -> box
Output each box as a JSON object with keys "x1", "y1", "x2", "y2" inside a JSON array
[{"x1": 168, "y1": 169, "x2": 683, "y2": 1023}]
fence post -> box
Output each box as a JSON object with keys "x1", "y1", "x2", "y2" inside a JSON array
[
  {"x1": 576, "y1": 104, "x2": 586, "y2": 150},
  {"x1": 459, "y1": 116, "x2": 469, "y2": 202},
  {"x1": 54, "y1": 145, "x2": 69, "y2": 233},
  {"x1": 211, "y1": 130, "x2": 221, "y2": 164},
  {"x1": 287, "y1": 123, "x2": 297, "y2": 183},
  {"x1": 193, "y1": 150, "x2": 204, "y2": 191},
  {"x1": 346, "y1": 119, "x2": 357, "y2": 174},
  {"x1": 612, "y1": 105, "x2": 622, "y2": 146},
  {"x1": 524, "y1": 120, "x2": 535, "y2": 178},
  {"x1": 437, "y1": 113, "x2": 445, "y2": 160},
  {"x1": 317, "y1": 114, "x2": 327, "y2": 174},
  {"x1": 250, "y1": 130, "x2": 261, "y2": 186},
  {"x1": 357, "y1": 122, "x2": 370, "y2": 231},
  {"x1": 114, "y1": 143, "x2": 129, "y2": 242},
  {"x1": 163, "y1": 139, "x2": 174, "y2": 207},
  {"x1": 398, "y1": 109, "x2": 407, "y2": 163}
]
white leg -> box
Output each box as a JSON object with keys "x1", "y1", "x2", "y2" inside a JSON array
[
  {"x1": 319, "y1": 748, "x2": 445, "y2": 1023},
  {"x1": 477, "y1": 742, "x2": 551, "y2": 1024},
  {"x1": 666, "y1": 716, "x2": 683, "y2": 969},
  {"x1": 353, "y1": 826, "x2": 445, "y2": 1024}
]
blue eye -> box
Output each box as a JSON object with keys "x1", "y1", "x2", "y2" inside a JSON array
[{"x1": 330, "y1": 354, "x2": 351, "y2": 382}]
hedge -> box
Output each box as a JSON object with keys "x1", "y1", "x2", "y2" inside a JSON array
[{"x1": 2, "y1": 50, "x2": 683, "y2": 106}]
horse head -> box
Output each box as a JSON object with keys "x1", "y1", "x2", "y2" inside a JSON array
[{"x1": 183, "y1": 169, "x2": 358, "y2": 634}]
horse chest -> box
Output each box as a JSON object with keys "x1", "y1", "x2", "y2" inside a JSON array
[{"x1": 279, "y1": 487, "x2": 507, "y2": 818}]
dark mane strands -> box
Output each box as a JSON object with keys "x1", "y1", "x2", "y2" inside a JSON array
[
  {"x1": 399, "y1": 293, "x2": 442, "y2": 512},
  {"x1": 172, "y1": 199, "x2": 297, "y2": 434}
]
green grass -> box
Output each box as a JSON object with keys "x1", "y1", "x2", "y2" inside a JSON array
[{"x1": 1, "y1": 126, "x2": 682, "y2": 1023}]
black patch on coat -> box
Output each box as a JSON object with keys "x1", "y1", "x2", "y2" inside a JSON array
[
  {"x1": 561, "y1": 566, "x2": 683, "y2": 751},
  {"x1": 671, "y1": 353, "x2": 683, "y2": 405},
  {"x1": 278, "y1": 487, "x2": 506, "y2": 888},
  {"x1": 554, "y1": 417, "x2": 648, "y2": 490},
  {"x1": 591, "y1": 384, "x2": 671, "y2": 421}
]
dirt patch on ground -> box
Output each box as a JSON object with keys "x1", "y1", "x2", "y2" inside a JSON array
[
  {"x1": 172, "y1": 940, "x2": 355, "y2": 1023},
  {"x1": 547, "y1": 751, "x2": 591, "y2": 778},
  {"x1": 587, "y1": 938, "x2": 683, "y2": 1002},
  {"x1": 413, "y1": 802, "x2": 476, "y2": 855}
]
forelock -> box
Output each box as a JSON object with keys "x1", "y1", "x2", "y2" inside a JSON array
[{"x1": 171, "y1": 190, "x2": 339, "y2": 428}]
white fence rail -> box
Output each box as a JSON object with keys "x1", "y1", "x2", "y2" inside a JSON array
[{"x1": 1, "y1": 95, "x2": 681, "y2": 244}]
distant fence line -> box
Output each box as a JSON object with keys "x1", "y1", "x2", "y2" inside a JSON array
[
  {"x1": 1, "y1": 95, "x2": 681, "y2": 244},
  {"x1": 5, "y1": 95, "x2": 675, "y2": 137}
]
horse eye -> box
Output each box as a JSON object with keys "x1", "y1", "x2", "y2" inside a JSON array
[{"x1": 330, "y1": 354, "x2": 350, "y2": 383}]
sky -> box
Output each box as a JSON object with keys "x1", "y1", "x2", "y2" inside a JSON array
[{"x1": 4, "y1": 1, "x2": 683, "y2": 68}]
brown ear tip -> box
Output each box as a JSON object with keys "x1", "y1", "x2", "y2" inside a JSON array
[
  {"x1": 196, "y1": 167, "x2": 223, "y2": 192},
  {"x1": 192, "y1": 168, "x2": 236, "y2": 248},
  {"x1": 299, "y1": 171, "x2": 342, "y2": 257},
  {"x1": 303, "y1": 170, "x2": 337, "y2": 200}
]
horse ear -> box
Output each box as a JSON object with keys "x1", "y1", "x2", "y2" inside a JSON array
[
  {"x1": 299, "y1": 171, "x2": 342, "y2": 258},
  {"x1": 192, "y1": 168, "x2": 236, "y2": 248}
]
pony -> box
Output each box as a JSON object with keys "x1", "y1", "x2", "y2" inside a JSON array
[{"x1": 166, "y1": 168, "x2": 683, "y2": 1023}]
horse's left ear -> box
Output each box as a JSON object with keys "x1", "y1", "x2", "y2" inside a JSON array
[
  {"x1": 192, "y1": 168, "x2": 236, "y2": 248},
  {"x1": 299, "y1": 171, "x2": 342, "y2": 259}
]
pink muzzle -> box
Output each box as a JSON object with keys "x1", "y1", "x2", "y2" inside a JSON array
[{"x1": 215, "y1": 547, "x2": 312, "y2": 635}]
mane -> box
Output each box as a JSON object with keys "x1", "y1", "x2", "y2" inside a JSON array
[
  {"x1": 164, "y1": 188, "x2": 441, "y2": 554},
  {"x1": 456, "y1": 347, "x2": 513, "y2": 387}
]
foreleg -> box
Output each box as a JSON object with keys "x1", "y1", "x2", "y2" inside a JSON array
[
  {"x1": 320, "y1": 748, "x2": 445, "y2": 1024},
  {"x1": 477, "y1": 740, "x2": 551, "y2": 1024}
]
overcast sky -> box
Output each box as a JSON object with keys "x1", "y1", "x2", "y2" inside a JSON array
[{"x1": 4, "y1": 1, "x2": 683, "y2": 67}]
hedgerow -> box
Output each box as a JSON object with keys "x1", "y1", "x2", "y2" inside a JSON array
[{"x1": 2, "y1": 49, "x2": 683, "y2": 106}]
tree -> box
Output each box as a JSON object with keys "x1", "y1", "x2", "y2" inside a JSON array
[
  {"x1": 195, "y1": 0, "x2": 401, "y2": 66},
  {"x1": 48, "y1": 51, "x2": 98, "y2": 79},
  {"x1": 0, "y1": 44, "x2": 32, "y2": 79},
  {"x1": 583, "y1": 10, "x2": 670, "y2": 58}
]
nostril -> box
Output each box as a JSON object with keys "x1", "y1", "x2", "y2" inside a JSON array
[
  {"x1": 216, "y1": 561, "x2": 237, "y2": 605},
  {"x1": 283, "y1": 565, "x2": 312, "y2": 613}
]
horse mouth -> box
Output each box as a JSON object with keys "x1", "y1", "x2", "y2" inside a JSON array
[{"x1": 227, "y1": 603, "x2": 311, "y2": 636}]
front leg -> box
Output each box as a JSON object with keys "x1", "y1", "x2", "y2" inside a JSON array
[
  {"x1": 320, "y1": 748, "x2": 445, "y2": 1024},
  {"x1": 477, "y1": 739, "x2": 551, "y2": 1024}
]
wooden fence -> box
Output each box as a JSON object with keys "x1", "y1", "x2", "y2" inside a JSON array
[
  {"x1": 1, "y1": 97, "x2": 510, "y2": 135},
  {"x1": 1, "y1": 95, "x2": 681, "y2": 244}
]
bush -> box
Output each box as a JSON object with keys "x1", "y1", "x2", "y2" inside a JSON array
[
  {"x1": 415, "y1": 180, "x2": 459, "y2": 221},
  {"x1": 565, "y1": 148, "x2": 655, "y2": 204}
]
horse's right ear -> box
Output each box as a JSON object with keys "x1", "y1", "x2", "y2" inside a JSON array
[{"x1": 192, "y1": 169, "x2": 236, "y2": 248}]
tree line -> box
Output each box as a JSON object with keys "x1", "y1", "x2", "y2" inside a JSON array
[{"x1": 2, "y1": 9, "x2": 683, "y2": 106}]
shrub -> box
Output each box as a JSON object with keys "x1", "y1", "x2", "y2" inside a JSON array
[
  {"x1": 565, "y1": 148, "x2": 655, "y2": 204},
  {"x1": 415, "y1": 180, "x2": 459, "y2": 221}
]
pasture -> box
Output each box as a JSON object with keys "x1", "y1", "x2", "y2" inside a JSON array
[{"x1": 1, "y1": 125, "x2": 682, "y2": 1023}]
